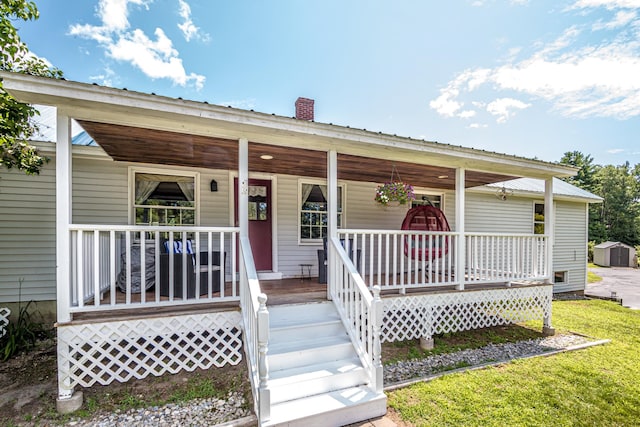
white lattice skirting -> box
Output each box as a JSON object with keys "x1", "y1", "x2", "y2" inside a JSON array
[
  {"x1": 0, "y1": 307, "x2": 10, "y2": 338},
  {"x1": 57, "y1": 311, "x2": 243, "y2": 395},
  {"x1": 381, "y1": 285, "x2": 552, "y2": 343}
]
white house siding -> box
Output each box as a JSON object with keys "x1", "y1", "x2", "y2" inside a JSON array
[
  {"x1": 553, "y1": 201, "x2": 587, "y2": 293},
  {"x1": 275, "y1": 176, "x2": 407, "y2": 278},
  {"x1": 0, "y1": 162, "x2": 56, "y2": 302},
  {"x1": 72, "y1": 158, "x2": 128, "y2": 224},
  {"x1": 465, "y1": 192, "x2": 588, "y2": 293}
]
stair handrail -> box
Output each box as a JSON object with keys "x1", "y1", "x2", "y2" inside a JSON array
[
  {"x1": 328, "y1": 236, "x2": 383, "y2": 394},
  {"x1": 239, "y1": 236, "x2": 270, "y2": 422}
]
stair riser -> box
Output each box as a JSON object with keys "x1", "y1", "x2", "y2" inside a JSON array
[
  {"x1": 270, "y1": 321, "x2": 346, "y2": 344},
  {"x1": 264, "y1": 394, "x2": 387, "y2": 427},
  {"x1": 269, "y1": 343, "x2": 356, "y2": 372},
  {"x1": 270, "y1": 369, "x2": 368, "y2": 404}
]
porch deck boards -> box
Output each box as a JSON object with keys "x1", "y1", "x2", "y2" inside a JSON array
[{"x1": 70, "y1": 276, "x2": 541, "y2": 323}]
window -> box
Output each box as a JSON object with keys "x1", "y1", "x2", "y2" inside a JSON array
[
  {"x1": 534, "y1": 203, "x2": 545, "y2": 234},
  {"x1": 411, "y1": 193, "x2": 443, "y2": 209},
  {"x1": 133, "y1": 171, "x2": 197, "y2": 225},
  {"x1": 300, "y1": 182, "x2": 343, "y2": 243},
  {"x1": 554, "y1": 271, "x2": 567, "y2": 284}
]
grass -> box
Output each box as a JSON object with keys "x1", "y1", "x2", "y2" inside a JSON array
[
  {"x1": 587, "y1": 262, "x2": 603, "y2": 283},
  {"x1": 388, "y1": 300, "x2": 640, "y2": 426}
]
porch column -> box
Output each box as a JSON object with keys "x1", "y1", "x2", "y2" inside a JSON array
[
  {"x1": 544, "y1": 178, "x2": 554, "y2": 284},
  {"x1": 455, "y1": 168, "x2": 466, "y2": 290},
  {"x1": 327, "y1": 150, "x2": 338, "y2": 300},
  {"x1": 238, "y1": 138, "x2": 249, "y2": 238},
  {"x1": 56, "y1": 112, "x2": 72, "y2": 324},
  {"x1": 543, "y1": 177, "x2": 555, "y2": 335},
  {"x1": 56, "y1": 111, "x2": 82, "y2": 411}
]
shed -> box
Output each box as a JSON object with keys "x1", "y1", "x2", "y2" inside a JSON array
[{"x1": 593, "y1": 241, "x2": 636, "y2": 267}]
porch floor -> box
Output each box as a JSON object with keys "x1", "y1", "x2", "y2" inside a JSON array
[{"x1": 70, "y1": 276, "x2": 543, "y2": 323}]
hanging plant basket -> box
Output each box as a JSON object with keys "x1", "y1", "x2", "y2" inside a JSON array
[{"x1": 375, "y1": 165, "x2": 415, "y2": 207}]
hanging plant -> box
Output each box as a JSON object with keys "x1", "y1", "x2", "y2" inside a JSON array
[{"x1": 375, "y1": 181, "x2": 415, "y2": 206}]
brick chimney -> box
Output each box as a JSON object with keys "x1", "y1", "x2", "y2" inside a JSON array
[{"x1": 295, "y1": 97, "x2": 314, "y2": 121}]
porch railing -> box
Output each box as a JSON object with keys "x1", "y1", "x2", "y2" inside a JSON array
[
  {"x1": 68, "y1": 225, "x2": 239, "y2": 313},
  {"x1": 328, "y1": 237, "x2": 383, "y2": 394},
  {"x1": 339, "y1": 229, "x2": 548, "y2": 290},
  {"x1": 465, "y1": 233, "x2": 548, "y2": 283},
  {"x1": 239, "y1": 236, "x2": 270, "y2": 423}
]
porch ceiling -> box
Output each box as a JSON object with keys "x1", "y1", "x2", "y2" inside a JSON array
[{"x1": 79, "y1": 120, "x2": 516, "y2": 189}]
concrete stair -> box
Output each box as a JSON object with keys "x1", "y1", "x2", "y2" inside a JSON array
[{"x1": 262, "y1": 302, "x2": 387, "y2": 426}]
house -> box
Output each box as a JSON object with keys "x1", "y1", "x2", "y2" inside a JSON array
[
  {"x1": 0, "y1": 72, "x2": 600, "y2": 426},
  {"x1": 594, "y1": 241, "x2": 637, "y2": 267}
]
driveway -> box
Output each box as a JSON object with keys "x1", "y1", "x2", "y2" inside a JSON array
[{"x1": 586, "y1": 267, "x2": 640, "y2": 310}]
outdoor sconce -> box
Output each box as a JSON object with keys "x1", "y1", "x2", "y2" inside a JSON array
[
  {"x1": 210, "y1": 179, "x2": 218, "y2": 192},
  {"x1": 495, "y1": 186, "x2": 513, "y2": 201}
]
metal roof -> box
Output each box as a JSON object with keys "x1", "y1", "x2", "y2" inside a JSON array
[{"x1": 484, "y1": 177, "x2": 602, "y2": 202}]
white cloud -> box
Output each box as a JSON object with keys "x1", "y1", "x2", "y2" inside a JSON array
[
  {"x1": 593, "y1": 10, "x2": 637, "y2": 30},
  {"x1": 177, "y1": 0, "x2": 210, "y2": 42},
  {"x1": 486, "y1": 98, "x2": 531, "y2": 123},
  {"x1": 571, "y1": 0, "x2": 640, "y2": 10},
  {"x1": 430, "y1": 2, "x2": 640, "y2": 122},
  {"x1": 68, "y1": 0, "x2": 205, "y2": 89},
  {"x1": 458, "y1": 110, "x2": 477, "y2": 118},
  {"x1": 607, "y1": 148, "x2": 625, "y2": 153},
  {"x1": 469, "y1": 123, "x2": 489, "y2": 128}
]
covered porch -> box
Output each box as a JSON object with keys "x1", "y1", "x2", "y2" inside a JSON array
[{"x1": 2, "y1": 73, "x2": 572, "y2": 425}]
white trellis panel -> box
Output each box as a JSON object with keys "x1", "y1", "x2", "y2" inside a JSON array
[
  {"x1": 57, "y1": 311, "x2": 243, "y2": 389},
  {"x1": 0, "y1": 307, "x2": 10, "y2": 338},
  {"x1": 381, "y1": 284, "x2": 552, "y2": 342}
]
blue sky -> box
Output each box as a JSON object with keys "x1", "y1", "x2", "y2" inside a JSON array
[{"x1": 17, "y1": 0, "x2": 640, "y2": 166}]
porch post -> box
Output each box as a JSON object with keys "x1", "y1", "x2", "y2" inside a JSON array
[
  {"x1": 238, "y1": 138, "x2": 249, "y2": 239},
  {"x1": 544, "y1": 177, "x2": 554, "y2": 284},
  {"x1": 56, "y1": 112, "x2": 72, "y2": 324},
  {"x1": 55, "y1": 111, "x2": 83, "y2": 411},
  {"x1": 543, "y1": 177, "x2": 555, "y2": 335},
  {"x1": 327, "y1": 150, "x2": 338, "y2": 300},
  {"x1": 455, "y1": 168, "x2": 466, "y2": 290}
]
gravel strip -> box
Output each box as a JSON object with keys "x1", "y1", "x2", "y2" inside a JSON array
[
  {"x1": 67, "y1": 391, "x2": 252, "y2": 427},
  {"x1": 66, "y1": 334, "x2": 589, "y2": 426},
  {"x1": 384, "y1": 333, "x2": 590, "y2": 385}
]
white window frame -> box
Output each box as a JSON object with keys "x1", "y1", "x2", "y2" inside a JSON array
[
  {"x1": 128, "y1": 166, "x2": 200, "y2": 226},
  {"x1": 533, "y1": 202, "x2": 545, "y2": 235},
  {"x1": 554, "y1": 271, "x2": 567, "y2": 284},
  {"x1": 298, "y1": 179, "x2": 345, "y2": 245},
  {"x1": 411, "y1": 189, "x2": 445, "y2": 211}
]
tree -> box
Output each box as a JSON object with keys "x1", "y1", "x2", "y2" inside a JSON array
[
  {"x1": 595, "y1": 162, "x2": 640, "y2": 246},
  {"x1": 559, "y1": 151, "x2": 598, "y2": 193},
  {"x1": 1, "y1": 0, "x2": 62, "y2": 175}
]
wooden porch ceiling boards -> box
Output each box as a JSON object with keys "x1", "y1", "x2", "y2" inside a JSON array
[{"x1": 78, "y1": 120, "x2": 516, "y2": 190}]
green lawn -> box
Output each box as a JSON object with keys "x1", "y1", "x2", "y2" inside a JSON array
[{"x1": 388, "y1": 300, "x2": 640, "y2": 426}]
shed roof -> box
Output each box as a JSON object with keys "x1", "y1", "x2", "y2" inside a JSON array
[{"x1": 594, "y1": 241, "x2": 635, "y2": 249}]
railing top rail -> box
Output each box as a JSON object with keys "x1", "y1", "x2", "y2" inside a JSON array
[
  {"x1": 340, "y1": 229, "x2": 548, "y2": 238},
  {"x1": 239, "y1": 236, "x2": 264, "y2": 311},
  {"x1": 339, "y1": 229, "x2": 456, "y2": 236},
  {"x1": 330, "y1": 236, "x2": 373, "y2": 306},
  {"x1": 69, "y1": 224, "x2": 240, "y2": 233}
]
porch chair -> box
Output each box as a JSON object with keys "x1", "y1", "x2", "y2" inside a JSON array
[
  {"x1": 317, "y1": 237, "x2": 361, "y2": 284},
  {"x1": 158, "y1": 240, "x2": 224, "y2": 298}
]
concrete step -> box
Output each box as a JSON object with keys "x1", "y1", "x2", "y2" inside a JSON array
[
  {"x1": 263, "y1": 385, "x2": 387, "y2": 427},
  {"x1": 269, "y1": 357, "x2": 367, "y2": 404}
]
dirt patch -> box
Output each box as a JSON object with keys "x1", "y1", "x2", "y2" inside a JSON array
[{"x1": 0, "y1": 335, "x2": 252, "y2": 426}]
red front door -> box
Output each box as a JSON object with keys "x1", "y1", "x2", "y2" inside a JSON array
[{"x1": 235, "y1": 178, "x2": 273, "y2": 271}]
